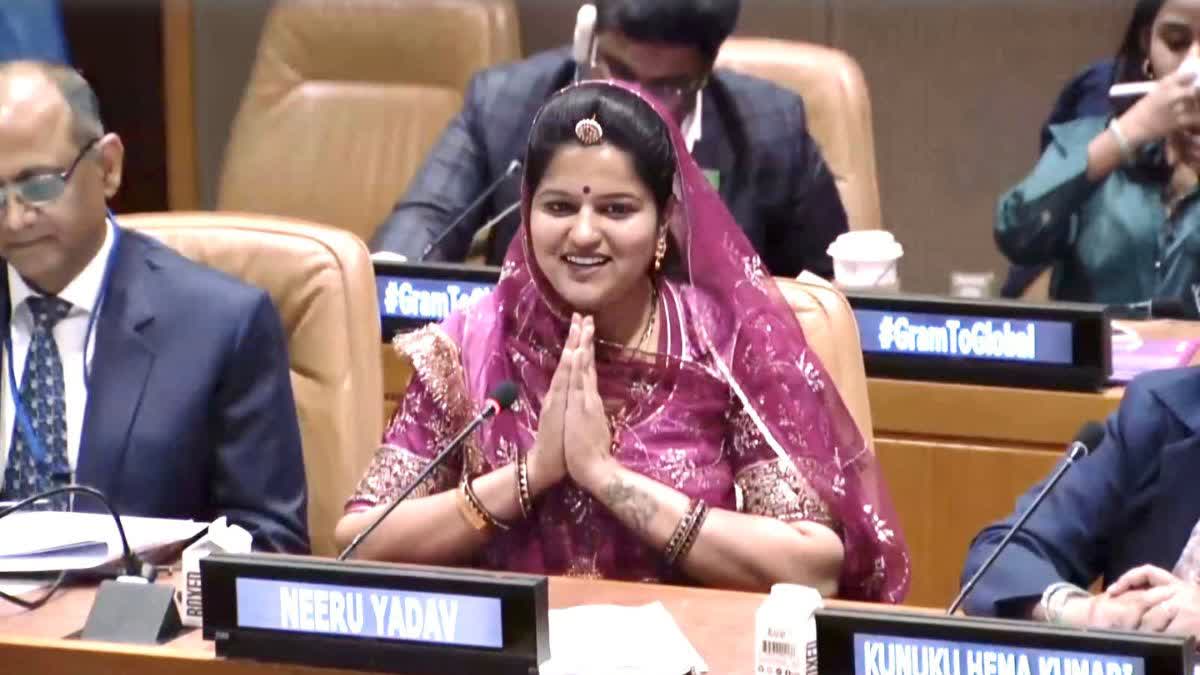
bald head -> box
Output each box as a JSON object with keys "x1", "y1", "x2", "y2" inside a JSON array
[
  {"x1": 0, "y1": 60, "x2": 121, "y2": 296},
  {"x1": 0, "y1": 61, "x2": 104, "y2": 148}
]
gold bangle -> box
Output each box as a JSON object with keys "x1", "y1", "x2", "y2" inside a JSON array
[
  {"x1": 461, "y1": 471, "x2": 511, "y2": 531},
  {"x1": 516, "y1": 451, "x2": 534, "y2": 519},
  {"x1": 456, "y1": 480, "x2": 491, "y2": 532}
]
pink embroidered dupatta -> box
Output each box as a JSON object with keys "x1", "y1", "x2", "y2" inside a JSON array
[{"x1": 350, "y1": 81, "x2": 909, "y2": 602}]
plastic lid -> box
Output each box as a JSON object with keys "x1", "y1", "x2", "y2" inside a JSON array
[
  {"x1": 826, "y1": 230, "x2": 904, "y2": 262},
  {"x1": 768, "y1": 583, "x2": 823, "y2": 608}
]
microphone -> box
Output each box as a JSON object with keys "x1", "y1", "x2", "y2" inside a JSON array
[
  {"x1": 573, "y1": 4, "x2": 598, "y2": 82},
  {"x1": 420, "y1": 160, "x2": 522, "y2": 261},
  {"x1": 947, "y1": 421, "x2": 1106, "y2": 616},
  {"x1": 478, "y1": 200, "x2": 521, "y2": 236},
  {"x1": 1107, "y1": 297, "x2": 1199, "y2": 320},
  {"x1": 0, "y1": 484, "x2": 182, "y2": 643},
  {"x1": 338, "y1": 380, "x2": 520, "y2": 561}
]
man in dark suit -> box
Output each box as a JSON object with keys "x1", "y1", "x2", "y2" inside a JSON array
[
  {"x1": 0, "y1": 61, "x2": 308, "y2": 553},
  {"x1": 960, "y1": 367, "x2": 1200, "y2": 640},
  {"x1": 370, "y1": 0, "x2": 848, "y2": 278}
]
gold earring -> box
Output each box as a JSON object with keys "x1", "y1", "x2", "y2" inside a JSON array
[{"x1": 654, "y1": 239, "x2": 666, "y2": 272}]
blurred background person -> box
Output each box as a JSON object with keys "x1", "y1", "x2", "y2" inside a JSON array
[
  {"x1": 1001, "y1": 1, "x2": 1159, "y2": 298},
  {"x1": 995, "y1": 0, "x2": 1200, "y2": 313},
  {"x1": 370, "y1": 0, "x2": 848, "y2": 280}
]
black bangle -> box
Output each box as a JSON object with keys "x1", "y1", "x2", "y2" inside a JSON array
[
  {"x1": 664, "y1": 499, "x2": 707, "y2": 565},
  {"x1": 674, "y1": 500, "x2": 709, "y2": 564}
]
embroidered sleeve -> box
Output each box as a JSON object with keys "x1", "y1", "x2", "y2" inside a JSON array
[
  {"x1": 727, "y1": 403, "x2": 838, "y2": 532},
  {"x1": 345, "y1": 326, "x2": 473, "y2": 511}
]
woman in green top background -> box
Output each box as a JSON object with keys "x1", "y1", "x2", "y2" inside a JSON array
[{"x1": 996, "y1": 0, "x2": 1200, "y2": 313}]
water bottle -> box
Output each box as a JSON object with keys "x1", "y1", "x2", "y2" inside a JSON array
[{"x1": 754, "y1": 583, "x2": 823, "y2": 675}]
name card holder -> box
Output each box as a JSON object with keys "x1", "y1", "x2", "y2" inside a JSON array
[
  {"x1": 200, "y1": 553, "x2": 549, "y2": 675},
  {"x1": 847, "y1": 292, "x2": 1111, "y2": 391},
  {"x1": 816, "y1": 608, "x2": 1194, "y2": 675},
  {"x1": 375, "y1": 260, "x2": 501, "y2": 338}
]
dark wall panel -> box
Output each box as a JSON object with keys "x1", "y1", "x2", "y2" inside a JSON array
[{"x1": 62, "y1": 0, "x2": 167, "y2": 214}]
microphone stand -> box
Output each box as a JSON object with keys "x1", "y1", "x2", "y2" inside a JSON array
[
  {"x1": 338, "y1": 402, "x2": 503, "y2": 561},
  {"x1": 0, "y1": 485, "x2": 182, "y2": 643},
  {"x1": 947, "y1": 441, "x2": 1091, "y2": 615}
]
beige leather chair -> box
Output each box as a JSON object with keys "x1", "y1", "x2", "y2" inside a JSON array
[
  {"x1": 717, "y1": 38, "x2": 882, "y2": 232},
  {"x1": 382, "y1": 275, "x2": 873, "y2": 451},
  {"x1": 774, "y1": 274, "x2": 875, "y2": 450},
  {"x1": 120, "y1": 212, "x2": 382, "y2": 558},
  {"x1": 217, "y1": 0, "x2": 521, "y2": 243}
]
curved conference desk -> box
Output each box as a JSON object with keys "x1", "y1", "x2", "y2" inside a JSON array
[{"x1": 0, "y1": 574, "x2": 921, "y2": 675}]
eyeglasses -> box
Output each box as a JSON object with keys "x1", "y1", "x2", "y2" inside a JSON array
[
  {"x1": 0, "y1": 138, "x2": 100, "y2": 211},
  {"x1": 589, "y1": 55, "x2": 708, "y2": 107}
]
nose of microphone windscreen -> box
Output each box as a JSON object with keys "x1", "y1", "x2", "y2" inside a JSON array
[
  {"x1": 1074, "y1": 421, "x2": 1106, "y2": 456},
  {"x1": 489, "y1": 381, "x2": 519, "y2": 412},
  {"x1": 573, "y1": 4, "x2": 597, "y2": 65}
]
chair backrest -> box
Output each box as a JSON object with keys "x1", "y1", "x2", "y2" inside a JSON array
[
  {"x1": 119, "y1": 211, "x2": 382, "y2": 557},
  {"x1": 717, "y1": 37, "x2": 882, "y2": 232},
  {"x1": 774, "y1": 273, "x2": 875, "y2": 450},
  {"x1": 217, "y1": 0, "x2": 521, "y2": 242},
  {"x1": 383, "y1": 275, "x2": 874, "y2": 452}
]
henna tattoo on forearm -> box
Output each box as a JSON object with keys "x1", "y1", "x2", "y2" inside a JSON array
[{"x1": 603, "y1": 474, "x2": 658, "y2": 536}]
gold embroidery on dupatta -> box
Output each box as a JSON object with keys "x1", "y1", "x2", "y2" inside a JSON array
[
  {"x1": 729, "y1": 407, "x2": 837, "y2": 531},
  {"x1": 347, "y1": 326, "x2": 479, "y2": 508}
]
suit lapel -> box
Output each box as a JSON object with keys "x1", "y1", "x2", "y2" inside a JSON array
[
  {"x1": 74, "y1": 232, "x2": 156, "y2": 500},
  {"x1": 1154, "y1": 434, "x2": 1200, "y2": 568},
  {"x1": 1149, "y1": 376, "x2": 1200, "y2": 568}
]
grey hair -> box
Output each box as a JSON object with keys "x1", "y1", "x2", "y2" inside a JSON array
[{"x1": 0, "y1": 61, "x2": 105, "y2": 147}]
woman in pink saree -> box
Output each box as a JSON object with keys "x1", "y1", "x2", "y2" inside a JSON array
[{"x1": 336, "y1": 81, "x2": 909, "y2": 601}]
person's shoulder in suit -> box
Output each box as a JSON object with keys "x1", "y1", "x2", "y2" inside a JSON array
[
  {"x1": 115, "y1": 227, "x2": 308, "y2": 553},
  {"x1": 1119, "y1": 366, "x2": 1200, "y2": 455},
  {"x1": 121, "y1": 227, "x2": 277, "y2": 326},
  {"x1": 463, "y1": 47, "x2": 575, "y2": 142}
]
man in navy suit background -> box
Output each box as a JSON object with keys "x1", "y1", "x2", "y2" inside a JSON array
[
  {"x1": 961, "y1": 367, "x2": 1200, "y2": 640},
  {"x1": 0, "y1": 61, "x2": 308, "y2": 553},
  {"x1": 370, "y1": 0, "x2": 849, "y2": 278},
  {"x1": 0, "y1": 0, "x2": 69, "y2": 65}
]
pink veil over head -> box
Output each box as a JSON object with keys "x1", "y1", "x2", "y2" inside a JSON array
[{"x1": 457, "y1": 80, "x2": 909, "y2": 601}]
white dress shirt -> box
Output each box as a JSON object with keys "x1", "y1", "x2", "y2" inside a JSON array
[{"x1": 0, "y1": 222, "x2": 114, "y2": 477}]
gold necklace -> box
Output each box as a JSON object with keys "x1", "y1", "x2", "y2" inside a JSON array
[{"x1": 634, "y1": 284, "x2": 658, "y2": 352}]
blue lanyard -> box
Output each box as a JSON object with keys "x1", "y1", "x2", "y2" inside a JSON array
[{"x1": 5, "y1": 218, "x2": 122, "y2": 466}]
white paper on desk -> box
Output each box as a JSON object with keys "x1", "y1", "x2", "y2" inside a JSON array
[
  {"x1": 0, "y1": 511, "x2": 206, "y2": 573},
  {"x1": 540, "y1": 601, "x2": 708, "y2": 675}
]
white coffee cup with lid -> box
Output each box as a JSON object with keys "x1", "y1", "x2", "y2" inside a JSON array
[{"x1": 826, "y1": 230, "x2": 903, "y2": 291}]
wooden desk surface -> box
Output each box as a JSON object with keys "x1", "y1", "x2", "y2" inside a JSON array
[{"x1": 0, "y1": 576, "x2": 926, "y2": 675}]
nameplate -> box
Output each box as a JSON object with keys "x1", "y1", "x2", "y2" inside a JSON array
[
  {"x1": 201, "y1": 553, "x2": 548, "y2": 675},
  {"x1": 846, "y1": 293, "x2": 1110, "y2": 390},
  {"x1": 816, "y1": 608, "x2": 1193, "y2": 675},
  {"x1": 374, "y1": 260, "x2": 500, "y2": 338}
]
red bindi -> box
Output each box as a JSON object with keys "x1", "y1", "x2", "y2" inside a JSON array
[{"x1": 582, "y1": 185, "x2": 591, "y2": 195}]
